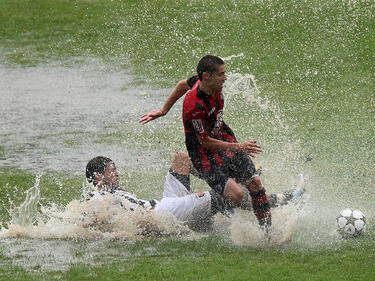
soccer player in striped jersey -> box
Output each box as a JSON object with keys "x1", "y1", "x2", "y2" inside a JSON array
[{"x1": 140, "y1": 55, "x2": 272, "y2": 231}]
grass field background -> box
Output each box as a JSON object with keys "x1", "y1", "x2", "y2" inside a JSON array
[{"x1": 1, "y1": 0, "x2": 374, "y2": 279}]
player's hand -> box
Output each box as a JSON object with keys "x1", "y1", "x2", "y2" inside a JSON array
[
  {"x1": 238, "y1": 141, "x2": 262, "y2": 158},
  {"x1": 139, "y1": 110, "x2": 164, "y2": 125}
]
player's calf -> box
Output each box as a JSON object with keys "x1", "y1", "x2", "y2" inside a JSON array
[{"x1": 245, "y1": 177, "x2": 272, "y2": 228}]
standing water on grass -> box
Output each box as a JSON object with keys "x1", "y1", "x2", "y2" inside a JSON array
[
  {"x1": 1, "y1": 68, "x2": 305, "y2": 249},
  {"x1": 1, "y1": 59, "x2": 371, "y2": 247},
  {"x1": 1, "y1": 0, "x2": 374, "y2": 273},
  {"x1": 0, "y1": 58, "x2": 374, "y2": 271}
]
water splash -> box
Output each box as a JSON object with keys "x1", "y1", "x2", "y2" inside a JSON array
[
  {"x1": 222, "y1": 53, "x2": 244, "y2": 61},
  {"x1": 225, "y1": 73, "x2": 288, "y2": 130},
  {"x1": 0, "y1": 60, "x2": 370, "y2": 254},
  {"x1": 1, "y1": 172, "x2": 308, "y2": 249},
  {"x1": 228, "y1": 205, "x2": 300, "y2": 248},
  {"x1": 1, "y1": 178, "x2": 191, "y2": 241},
  {"x1": 216, "y1": 72, "x2": 368, "y2": 248},
  {"x1": 9, "y1": 175, "x2": 41, "y2": 227}
]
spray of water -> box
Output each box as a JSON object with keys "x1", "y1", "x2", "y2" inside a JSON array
[
  {"x1": 9, "y1": 175, "x2": 41, "y2": 227},
  {"x1": 1, "y1": 177, "x2": 191, "y2": 241},
  {"x1": 220, "y1": 73, "x2": 345, "y2": 247},
  {"x1": 0, "y1": 68, "x2": 317, "y2": 248}
]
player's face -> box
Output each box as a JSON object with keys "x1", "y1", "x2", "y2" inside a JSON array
[
  {"x1": 207, "y1": 64, "x2": 226, "y2": 92},
  {"x1": 102, "y1": 162, "x2": 120, "y2": 190}
]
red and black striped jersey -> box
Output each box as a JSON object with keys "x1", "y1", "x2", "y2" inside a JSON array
[{"x1": 183, "y1": 76, "x2": 237, "y2": 173}]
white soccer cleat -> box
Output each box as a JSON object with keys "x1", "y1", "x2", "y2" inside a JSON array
[{"x1": 292, "y1": 174, "x2": 305, "y2": 200}]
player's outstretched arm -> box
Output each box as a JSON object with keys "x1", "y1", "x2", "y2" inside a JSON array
[{"x1": 139, "y1": 79, "x2": 190, "y2": 125}]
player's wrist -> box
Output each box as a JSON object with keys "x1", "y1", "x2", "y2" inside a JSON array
[{"x1": 232, "y1": 142, "x2": 241, "y2": 151}]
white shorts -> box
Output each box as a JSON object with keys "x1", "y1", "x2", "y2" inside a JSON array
[{"x1": 154, "y1": 173, "x2": 212, "y2": 224}]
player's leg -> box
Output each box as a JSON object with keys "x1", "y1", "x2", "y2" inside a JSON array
[
  {"x1": 243, "y1": 176, "x2": 271, "y2": 227},
  {"x1": 170, "y1": 152, "x2": 191, "y2": 175},
  {"x1": 163, "y1": 152, "x2": 192, "y2": 198},
  {"x1": 223, "y1": 178, "x2": 244, "y2": 204},
  {"x1": 155, "y1": 191, "x2": 212, "y2": 230},
  {"x1": 229, "y1": 153, "x2": 272, "y2": 228},
  {"x1": 240, "y1": 174, "x2": 305, "y2": 209},
  {"x1": 240, "y1": 189, "x2": 278, "y2": 209},
  {"x1": 202, "y1": 166, "x2": 246, "y2": 205},
  {"x1": 165, "y1": 153, "x2": 249, "y2": 207}
]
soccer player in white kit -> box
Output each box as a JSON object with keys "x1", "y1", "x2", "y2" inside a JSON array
[{"x1": 85, "y1": 153, "x2": 302, "y2": 231}]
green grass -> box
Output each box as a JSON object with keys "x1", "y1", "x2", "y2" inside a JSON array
[
  {"x1": 0, "y1": 236, "x2": 374, "y2": 280},
  {"x1": 0, "y1": 167, "x2": 374, "y2": 280},
  {"x1": 1, "y1": 0, "x2": 374, "y2": 86}
]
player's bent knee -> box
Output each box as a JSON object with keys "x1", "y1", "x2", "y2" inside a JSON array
[
  {"x1": 245, "y1": 176, "x2": 263, "y2": 193},
  {"x1": 232, "y1": 188, "x2": 244, "y2": 204},
  {"x1": 172, "y1": 152, "x2": 189, "y2": 164},
  {"x1": 170, "y1": 152, "x2": 192, "y2": 175},
  {"x1": 251, "y1": 176, "x2": 261, "y2": 186},
  {"x1": 224, "y1": 183, "x2": 244, "y2": 204}
]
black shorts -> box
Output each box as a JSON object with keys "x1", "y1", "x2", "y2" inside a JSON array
[{"x1": 200, "y1": 152, "x2": 256, "y2": 195}]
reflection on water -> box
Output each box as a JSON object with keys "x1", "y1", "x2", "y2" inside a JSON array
[
  {"x1": 0, "y1": 238, "x2": 134, "y2": 272},
  {"x1": 0, "y1": 59, "x2": 168, "y2": 173}
]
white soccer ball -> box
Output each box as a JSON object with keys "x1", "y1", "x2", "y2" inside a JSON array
[{"x1": 336, "y1": 208, "x2": 367, "y2": 238}]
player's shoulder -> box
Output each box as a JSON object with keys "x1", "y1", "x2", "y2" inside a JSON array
[
  {"x1": 187, "y1": 75, "x2": 199, "y2": 88},
  {"x1": 183, "y1": 90, "x2": 204, "y2": 111},
  {"x1": 183, "y1": 101, "x2": 206, "y2": 119}
]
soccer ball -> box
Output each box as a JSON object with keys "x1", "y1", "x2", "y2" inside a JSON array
[{"x1": 336, "y1": 208, "x2": 367, "y2": 238}]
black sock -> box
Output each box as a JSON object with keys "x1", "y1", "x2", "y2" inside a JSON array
[{"x1": 169, "y1": 168, "x2": 191, "y2": 192}]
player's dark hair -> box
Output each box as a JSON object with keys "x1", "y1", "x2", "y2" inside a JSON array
[
  {"x1": 197, "y1": 55, "x2": 225, "y2": 80},
  {"x1": 86, "y1": 156, "x2": 113, "y2": 186}
]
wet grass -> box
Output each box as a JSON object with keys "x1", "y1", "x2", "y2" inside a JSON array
[
  {"x1": 95, "y1": 121, "x2": 185, "y2": 152},
  {"x1": 0, "y1": 167, "x2": 374, "y2": 280},
  {"x1": 0, "y1": 235, "x2": 374, "y2": 280},
  {"x1": 1, "y1": 0, "x2": 374, "y2": 86},
  {"x1": 1, "y1": 0, "x2": 375, "y2": 279},
  {"x1": 0, "y1": 147, "x2": 5, "y2": 159}
]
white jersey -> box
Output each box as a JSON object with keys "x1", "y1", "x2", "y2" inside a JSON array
[
  {"x1": 87, "y1": 189, "x2": 158, "y2": 211},
  {"x1": 87, "y1": 172, "x2": 212, "y2": 228}
]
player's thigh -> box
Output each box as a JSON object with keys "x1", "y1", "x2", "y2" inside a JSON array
[
  {"x1": 155, "y1": 192, "x2": 211, "y2": 221},
  {"x1": 229, "y1": 152, "x2": 256, "y2": 183},
  {"x1": 224, "y1": 178, "x2": 244, "y2": 204},
  {"x1": 202, "y1": 168, "x2": 230, "y2": 196}
]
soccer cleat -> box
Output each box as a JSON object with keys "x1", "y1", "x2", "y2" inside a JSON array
[
  {"x1": 291, "y1": 174, "x2": 305, "y2": 200},
  {"x1": 282, "y1": 174, "x2": 305, "y2": 202},
  {"x1": 291, "y1": 187, "x2": 304, "y2": 200}
]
